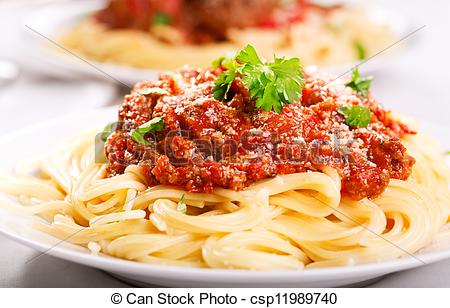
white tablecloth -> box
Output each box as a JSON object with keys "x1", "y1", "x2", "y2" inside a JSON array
[{"x1": 0, "y1": 0, "x2": 449, "y2": 287}]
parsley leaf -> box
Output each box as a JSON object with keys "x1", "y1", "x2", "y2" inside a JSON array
[
  {"x1": 131, "y1": 117, "x2": 165, "y2": 145},
  {"x1": 177, "y1": 194, "x2": 187, "y2": 214},
  {"x1": 212, "y1": 56, "x2": 225, "y2": 68},
  {"x1": 346, "y1": 68, "x2": 372, "y2": 98},
  {"x1": 236, "y1": 45, "x2": 262, "y2": 65},
  {"x1": 152, "y1": 12, "x2": 171, "y2": 26},
  {"x1": 212, "y1": 51, "x2": 236, "y2": 68},
  {"x1": 253, "y1": 81, "x2": 279, "y2": 112},
  {"x1": 213, "y1": 44, "x2": 304, "y2": 113},
  {"x1": 272, "y1": 57, "x2": 304, "y2": 105},
  {"x1": 212, "y1": 58, "x2": 238, "y2": 101},
  {"x1": 353, "y1": 40, "x2": 366, "y2": 60},
  {"x1": 96, "y1": 122, "x2": 118, "y2": 163},
  {"x1": 100, "y1": 122, "x2": 118, "y2": 142},
  {"x1": 338, "y1": 105, "x2": 371, "y2": 128}
]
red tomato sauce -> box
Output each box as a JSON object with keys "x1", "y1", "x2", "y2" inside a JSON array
[
  {"x1": 105, "y1": 67, "x2": 415, "y2": 200},
  {"x1": 95, "y1": 0, "x2": 313, "y2": 44}
]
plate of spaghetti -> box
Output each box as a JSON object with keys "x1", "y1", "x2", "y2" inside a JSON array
[
  {"x1": 0, "y1": 46, "x2": 449, "y2": 287},
  {"x1": 24, "y1": 0, "x2": 412, "y2": 84}
]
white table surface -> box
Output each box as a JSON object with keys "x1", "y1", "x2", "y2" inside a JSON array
[{"x1": 0, "y1": 0, "x2": 449, "y2": 287}]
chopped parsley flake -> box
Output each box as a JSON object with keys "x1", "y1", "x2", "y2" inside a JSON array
[
  {"x1": 353, "y1": 40, "x2": 366, "y2": 60},
  {"x1": 346, "y1": 68, "x2": 372, "y2": 98},
  {"x1": 152, "y1": 12, "x2": 171, "y2": 26},
  {"x1": 100, "y1": 122, "x2": 118, "y2": 142},
  {"x1": 131, "y1": 117, "x2": 164, "y2": 145},
  {"x1": 338, "y1": 105, "x2": 372, "y2": 128},
  {"x1": 177, "y1": 194, "x2": 187, "y2": 214}
]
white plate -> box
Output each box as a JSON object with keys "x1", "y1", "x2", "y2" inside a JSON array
[
  {"x1": 20, "y1": 0, "x2": 418, "y2": 86},
  {"x1": 0, "y1": 108, "x2": 449, "y2": 287}
]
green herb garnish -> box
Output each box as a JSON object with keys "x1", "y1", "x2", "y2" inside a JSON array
[
  {"x1": 100, "y1": 122, "x2": 118, "y2": 142},
  {"x1": 346, "y1": 68, "x2": 372, "y2": 98},
  {"x1": 130, "y1": 117, "x2": 165, "y2": 145},
  {"x1": 445, "y1": 151, "x2": 450, "y2": 155},
  {"x1": 177, "y1": 194, "x2": 187, "y2": 214},
  {"x1": 212, "y1": 56, "x2": 225, "y2": 68},
  {"x1": 338, "y1": 105, "x2": 371, "y2": 128},
  {"x1": 353, "y1": 40, "x2": 366, "y2": 60},
  {"x1": 212, "y1": 56, "x2": 239, "y2": 101},
  {"x1": 212, "y1": 51, "x2": 236, "y2": 68},
  {"x1": 213, "y1": 44, "x2": 304, "y2": 113},
  {"x1": 152, "y1": 12, "x2": 171, "y2": 26}
]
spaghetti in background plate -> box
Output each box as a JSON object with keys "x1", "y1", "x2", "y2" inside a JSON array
[
  {"x1": 22, "y1": 0, "x2": 414, "y2": 84},
  {"x1": 0, "y1": 48, "x2": 449, "y2": 287}
]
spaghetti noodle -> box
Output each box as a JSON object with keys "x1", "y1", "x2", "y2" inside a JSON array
[{"x1": 0, "y1": 133, "x2": 448, "y2": 269}]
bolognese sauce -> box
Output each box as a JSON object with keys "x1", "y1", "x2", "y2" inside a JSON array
[
  {"x1": 104, "y1": 66, "x2": 415, "y2": 201},
  {"x1": 95, "y1": 0, "x2": 313, "y2": 44}
]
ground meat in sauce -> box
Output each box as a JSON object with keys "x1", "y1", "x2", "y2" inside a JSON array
[
  {"x1": 95, "y1": 0, "x2": 311, "y2": 44},
  {"x1": 104, "y1": 67, "x2": 416, "y2": 201}
]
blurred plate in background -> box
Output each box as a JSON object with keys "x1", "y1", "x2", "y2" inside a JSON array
[{"x1": 20, "y1": 0, "x2": 417, "y2": 86}]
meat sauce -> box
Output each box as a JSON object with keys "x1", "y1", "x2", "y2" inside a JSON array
[
  {"x1": 105, "y1": 67, "x2": 415, "y2": 200},
  {"x1": 95, "y1": 0, "x2": 312, "y2": 44}
]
